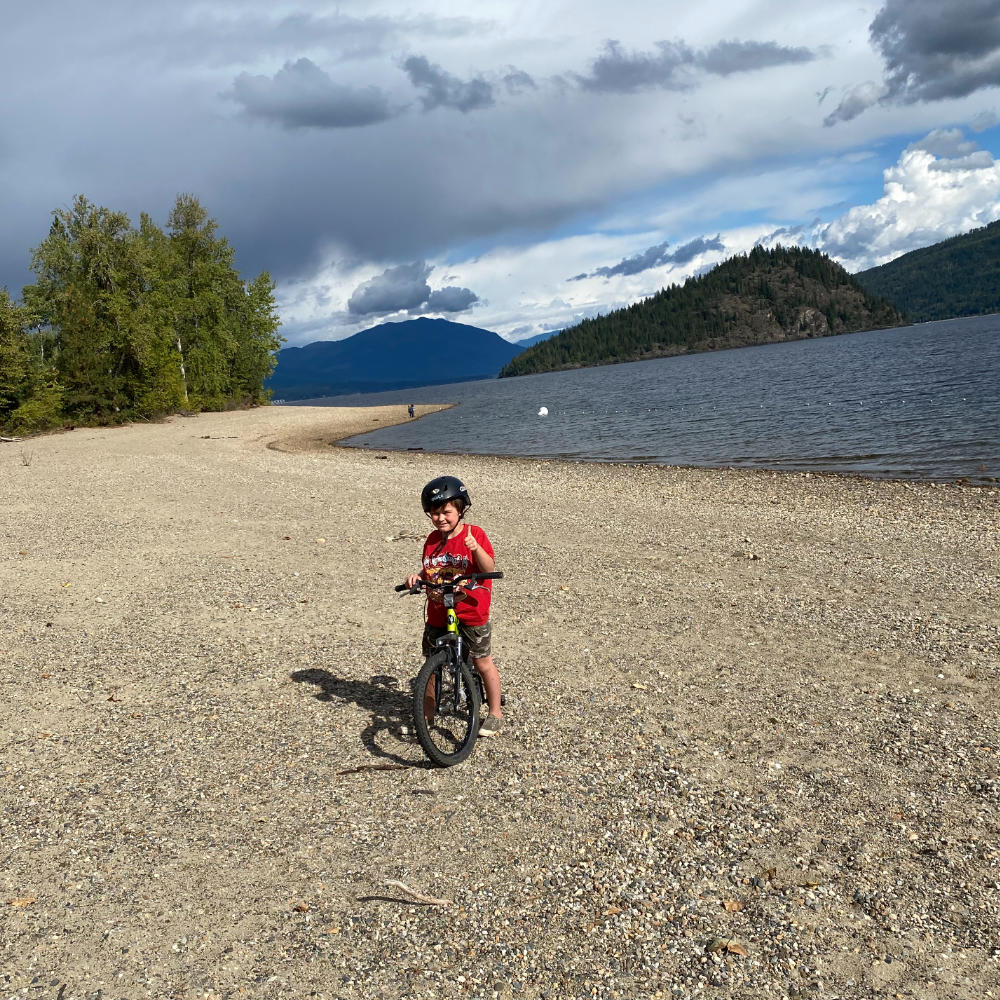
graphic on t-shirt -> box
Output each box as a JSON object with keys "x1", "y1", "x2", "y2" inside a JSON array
[{"x1": 423, "y1": 552, "x2": 472, "y2": 606}]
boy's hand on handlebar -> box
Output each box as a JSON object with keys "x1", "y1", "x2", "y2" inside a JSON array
[{"x1": 405, "y1": 572, "x2": 421, "y2": 590}]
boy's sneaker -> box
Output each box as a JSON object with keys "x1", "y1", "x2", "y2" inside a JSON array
[{"x1": 478, "y1": 714, "x2": 502, "y2": 738}]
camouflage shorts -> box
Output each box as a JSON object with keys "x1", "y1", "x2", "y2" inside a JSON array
[{"x1": 422, "y1": 621, "x2": 492, "y2": 659}]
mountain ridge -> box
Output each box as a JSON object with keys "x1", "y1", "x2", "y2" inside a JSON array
[
  {"x1": 266, "y1": 317, "x2": 520, "y2": 400},
  {"x1": 499, "y1": 246, "x2": 904, "y2": 378},
  {"x1": 854, "y1": 219, "x2": 1000, "y2": 322}
]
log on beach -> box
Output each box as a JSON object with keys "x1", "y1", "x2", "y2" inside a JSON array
[{"x1": 1, "y1": 404, "x2": 997, "y2": 997}]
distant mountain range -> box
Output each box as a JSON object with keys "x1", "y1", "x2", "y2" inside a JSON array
[
  {"x1": 268, "y1": 219, "x2": 1000, "y2": 398},
  {"x1": 266, "y1": 317, "x2": 525, "y2": 400},
  {"x1": 515, "y1": 330, "x2": 559, "y2": 348},
  {"x1": 854, "y1": 219, "x2": 1000, "y2": 322}
]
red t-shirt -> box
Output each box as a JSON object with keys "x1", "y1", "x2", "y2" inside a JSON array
[{"x1": 421, "y1": 524, "x2": 495, "y2": 627}]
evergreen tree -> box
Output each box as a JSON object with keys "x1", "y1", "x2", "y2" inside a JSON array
[
  {"x1": 0, "y1": 290, "x2": 30, "y2": 418},
  {"x1": 0, "y1": 289, "x2": 64, "y2": 433}
]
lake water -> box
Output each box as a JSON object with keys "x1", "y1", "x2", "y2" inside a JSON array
[{"x1": 298, "y1": 315, "x2": 1000, "y2": 484}]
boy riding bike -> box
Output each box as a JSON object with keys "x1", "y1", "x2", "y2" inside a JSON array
[{"x1": 405, "y1": 476, "x2": 503, "y2": 737}]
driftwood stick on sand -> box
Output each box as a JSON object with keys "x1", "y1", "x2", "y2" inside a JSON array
[
  {"x1": 336, "y1": 763, "x2": 409, "y2": 776},
  {"x1": 382, "y1": 880, "x2": 452, "y2": 907}
]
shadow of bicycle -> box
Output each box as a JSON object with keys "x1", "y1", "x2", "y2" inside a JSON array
[{"x1": 290, "y1": 667, "x2": 427, "y2": 767}]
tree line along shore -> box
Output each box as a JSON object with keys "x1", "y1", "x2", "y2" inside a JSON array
[{"x1": 1, "y1": 194, "x2": 282, "y2": 435}]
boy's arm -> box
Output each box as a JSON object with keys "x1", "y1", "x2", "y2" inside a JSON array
[
  {"x1": 405, "y1": 537, "x2": 430, "y2": 589},
  {"x1": 463, "y1": 525, "x2": 495, "y2": 572}
]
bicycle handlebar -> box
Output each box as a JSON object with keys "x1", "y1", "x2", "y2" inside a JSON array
[{"x1": 395, "y1": 570, "x2": 503, "y2": 594}]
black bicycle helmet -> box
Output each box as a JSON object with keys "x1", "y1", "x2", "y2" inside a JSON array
[{"x1": 420, "y1": 475, "x2": 471, "y2": 514}]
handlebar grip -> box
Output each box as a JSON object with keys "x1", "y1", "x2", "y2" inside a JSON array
[
  {"x1": 480, "y1": 571, "x2": 504, "y2": 580},
  {"x1": 394, "y1": 583, "x2": 410, "y2": 592}
]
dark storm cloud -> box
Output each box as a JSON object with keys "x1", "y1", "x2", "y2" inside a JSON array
[
  {"x1": 503, "y1": 69, "x2": 537, "y2": 93},
  {"x1": 873, "y1": 0, "x2": 1000, "y2": 102},
  {"x1": 347, "y1": 262, "x2": 479, "y2": 316},
  {"x1": 826, "y1": 0, "x2": 1000, "y2": 125},
  {"x1": 230, "y1": 58, "x2": 396, "y2": 128},
  {"x1": 576, "y1": 38, "x2": 815, "y2": 93},
  {"x1": 664, "y1": 235, "x2": 726, "y2": 265},
  {"x1": 572, "y1": 235, "x2": 724, "y2": 280},
  {"x1": 403, "y1": 55, "x2": 495, "y2": 111},
  {"x1": 696, "y1": 39, "x2": 814, "y2": 76},
  {"x1": 348, "y1": 262, "x2": 433, "y2": 315},
  {"x1": 577, "y1": 40, "x2": 696, "y2": 92},
  {"x1": 424, "y1": 286, "x2": 480, "y2": 311},
  {"x1": 823, "y1": 82, "x2": 887, "y2": 126}
]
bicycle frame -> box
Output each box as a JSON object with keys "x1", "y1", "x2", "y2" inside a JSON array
[
  {"x1": 395, "y1": 570, "x2": 503, "y2": 766},
  {"x1": 433, "y1": 592, "x2": 470, "y2": 709}
]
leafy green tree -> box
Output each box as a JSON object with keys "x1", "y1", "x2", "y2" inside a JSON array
[
  {"x1": 160, "y1": 194, "x2": 240, "y2": 409},
  {"x1": 16, "y1": 193, "x2": 283, "y2": 424},
  {"x1": 230, "y1": 271, "x2": 282, "y2": 404},
  {"x1": 24, "y1": 195, "x2": 154, "y2": 421}
]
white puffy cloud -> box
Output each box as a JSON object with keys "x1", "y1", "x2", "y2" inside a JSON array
[{"x1": 816, "y1": 133, "x2": 1000, "y2": 270}]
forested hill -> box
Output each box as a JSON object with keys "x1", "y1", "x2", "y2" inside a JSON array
[
  {"x1": 499, "y1": 246, "x2": 904, "y2": 378},
  {"x1": 854, "y1": 219, "x2": 1000, "y2": 322}
]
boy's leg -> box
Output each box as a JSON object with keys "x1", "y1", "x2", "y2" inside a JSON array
[
  {"x1": 472, "y1": 654, "x2": 502, "y2": 720},
  {"x1": 460, "y1": 623, "x2": 501, "y2": 720},
  {"x1": 421, "y1": 625, "x2": 443, "y2": 721},
  {"x1": 423, "y1": 678, "x2": 436, "y2": 723}
]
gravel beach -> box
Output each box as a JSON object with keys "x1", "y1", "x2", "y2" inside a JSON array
[{"x1": 1, "y1": 404, "x2": 998, "y2": 1000}]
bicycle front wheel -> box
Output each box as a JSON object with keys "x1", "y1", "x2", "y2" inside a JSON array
[{"x1": 413, "y1": 651, "x2": 482, "y2": 767}]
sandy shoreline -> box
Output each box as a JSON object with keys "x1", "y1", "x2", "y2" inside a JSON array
[{"x1": 2, "y1": 404, "x2": 998, "y2": 999}]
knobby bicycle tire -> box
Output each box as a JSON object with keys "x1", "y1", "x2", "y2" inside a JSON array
[{"x1": 412, "y1": 650, "x2": 482, "y2": 767}]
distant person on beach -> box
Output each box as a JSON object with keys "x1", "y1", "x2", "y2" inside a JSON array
[
  {"x1": 408, "y1": 404, "x2": 415, "y2": 418},
  {"x1": 405, "y1": 476, "x2": 503, "y2": 737}
]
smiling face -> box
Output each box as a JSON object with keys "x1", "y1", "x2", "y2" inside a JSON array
[{"x1": 427, "y1": 500, "x2": 463, "y2": 537}]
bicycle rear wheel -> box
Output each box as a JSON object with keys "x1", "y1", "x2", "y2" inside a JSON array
[{"x1": 413, "y1": 650, "x2": 481, "y2": 767}]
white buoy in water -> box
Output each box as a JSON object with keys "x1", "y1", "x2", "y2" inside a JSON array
[{"x1": 538, "y1": 406, "x2": 548, "y2": 416}]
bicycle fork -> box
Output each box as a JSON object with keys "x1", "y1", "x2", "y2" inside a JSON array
[{"x1": 440, "y1": 606, "x2": 467, "y2": 710}]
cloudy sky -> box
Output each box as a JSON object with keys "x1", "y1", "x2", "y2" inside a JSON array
[{"x1": 4, "y1": 0, "x2": 1000, "y2": 345}]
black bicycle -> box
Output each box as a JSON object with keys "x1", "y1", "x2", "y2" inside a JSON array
[{"x1": 395, "y1": 571, "x2": 503, "y2": 767}]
